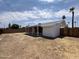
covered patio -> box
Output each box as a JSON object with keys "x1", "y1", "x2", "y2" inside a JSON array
[{"x1": 27, "y1": 26, "x2": 43, "y2": 36}]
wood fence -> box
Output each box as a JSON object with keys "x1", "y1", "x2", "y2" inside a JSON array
[
  {"x1": 0, "y1": 28, "x2": 27, "y2": 33},
  {"x1": 60, "y1": 28, "x2": 79, "y2": 37},
  {"x1": 1, "y1": 27, "x2": 79, "y2": 37}
]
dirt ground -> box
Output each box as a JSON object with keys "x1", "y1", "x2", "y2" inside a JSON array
[{"x1": 0, "y1": 33, "x2": 79, "y2": 59}]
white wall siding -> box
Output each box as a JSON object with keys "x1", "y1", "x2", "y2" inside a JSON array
[{"x1": 43, "y1": 24, "x2": 60, "y2": 38}]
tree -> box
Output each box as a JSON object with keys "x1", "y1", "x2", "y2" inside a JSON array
[
  {"x1": 70, "y1": 7, "x2": 75, "y2": 28},
  {"x1": 11, "y1": 24, "x2": 20, "y2": 29},
  {"x1": 62, "y1": 15, "x2": 66, "y2": 20}
]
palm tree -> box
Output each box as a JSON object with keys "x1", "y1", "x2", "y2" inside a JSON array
[{"x1": 69, "y1": 7, "x2": 75, "y2": 28}]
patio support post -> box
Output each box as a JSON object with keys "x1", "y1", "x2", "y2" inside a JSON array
[
  {"x1": 32, "y1": 27, "x2": 34, "y2": 35},
  {"x1": 27, "y1": 27, "x2": 29, "y2": 34},
  {"x1": 37, "y1": 25, "x2": 39, "y2": 36}
]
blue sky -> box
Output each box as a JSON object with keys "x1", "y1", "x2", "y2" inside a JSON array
[{"x1": 0, "y1": 0, "x2": 79, "y2": 28}]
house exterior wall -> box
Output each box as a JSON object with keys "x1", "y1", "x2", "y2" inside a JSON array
[{"x1": 42, "y1": 24, "x2": 60, "y2": 38}]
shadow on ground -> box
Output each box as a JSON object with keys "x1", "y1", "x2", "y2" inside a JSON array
[{"x1": 24, "y1": 33, "x2": 62, "y2": 40}]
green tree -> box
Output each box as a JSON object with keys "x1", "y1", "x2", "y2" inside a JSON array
[{"x1": 11, "y1": 24, "x2": 20, "y2": 29}]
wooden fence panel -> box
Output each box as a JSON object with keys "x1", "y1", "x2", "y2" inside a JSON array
[
  {"x1": 1, "y1": 28, "x2": 27, "y2": 33},
  {"x1": 60, "y1": 28, "x2": 79, "y2": 37}
]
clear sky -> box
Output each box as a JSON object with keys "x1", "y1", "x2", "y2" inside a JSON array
[{"x1": 0, "y1": 0, "x2": 79, "y2": 28}]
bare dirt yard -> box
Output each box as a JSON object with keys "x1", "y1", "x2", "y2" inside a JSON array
[{"x1": 0, "y1": 33, "x2": 79, "y2": 59}]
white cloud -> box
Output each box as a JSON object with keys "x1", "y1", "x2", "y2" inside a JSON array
[
  {"x1": 39, "y1": 0, "x2": 63, "y2": 3},
  {"x1": 55, "y1": 9, "x2": 71, "y2": 18},
  {"x1": 0, "y1": 7, "x2": 53, "y2": 23},
  {"x1": 74, "y1": 8, "x2": 79, "y2": 16},
  {"x1": 0, "y1": 7, "x2": 79, "y2": 28},
  {"x1": 39, "y1": 0, "x2": 54, "y2": 3},
  {"x1": 33, "y1": 7, "x2": 52, "y2": 18},
  {"x1": 55, "y1": 8, "x2": 79, "y2": 18}
]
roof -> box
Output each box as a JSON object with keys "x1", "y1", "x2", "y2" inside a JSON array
[
  {"x1": 40, "y1": 20, "x2": 66, "y2": 27},
  {"x1": 28, "y1": 20, "x2": 66, "y2": 28}
]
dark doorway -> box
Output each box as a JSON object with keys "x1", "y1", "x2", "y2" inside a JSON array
[
  {"x1": 34, "y1": 27, "x2": 37, "y2": 35},
  {"x1": 39, "y1": 26, "x2": 43, "y2": 35},
  {"x1": 33, "y1": 26, "x2": 43, "y2": 35},
  {"x1": 28, "y1": 26, "x2": 43, "y2": 36}
]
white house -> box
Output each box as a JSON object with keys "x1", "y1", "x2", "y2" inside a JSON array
[{"x1": 27, "y1": 20, "x2": 66, "y2": 38}]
